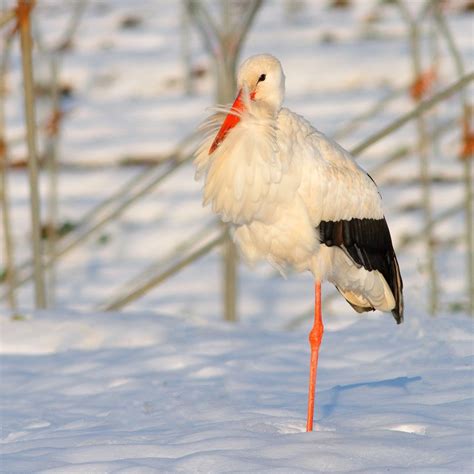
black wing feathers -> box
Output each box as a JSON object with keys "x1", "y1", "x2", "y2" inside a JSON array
[{"x1": 319, "y1": 218, "x2": 404, "y2": 324}]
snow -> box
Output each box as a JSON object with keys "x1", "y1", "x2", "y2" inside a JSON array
[
  {"x1": 1, "y1": 0, "x2": 474, "y2": 471},
  {"x1": 1, "y1": 306, "x2": 473, "y2": 472}
]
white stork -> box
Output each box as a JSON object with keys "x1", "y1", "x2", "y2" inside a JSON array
[{"x1": 194, "y1": 54, "x2": 403, "y2": 432}]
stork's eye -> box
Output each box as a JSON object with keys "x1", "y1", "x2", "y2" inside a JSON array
[{"x1": 257, "y1": 73, "x2": 266, "y2": 83}]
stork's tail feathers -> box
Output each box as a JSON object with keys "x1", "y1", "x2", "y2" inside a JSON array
[
  {"x1": 335, "y1": 254, "x2": 404, "y2": 324},
  {"x1": 335, "y1": 287, "x2": 374, "y2": 313},
  {"x1": 389, "y1": 252, "x2": 404, "y2": 324}
]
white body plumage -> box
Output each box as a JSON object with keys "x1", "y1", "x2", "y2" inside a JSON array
[{"x1": 195, "y1": 54, "x2": 403, "y2": 322}]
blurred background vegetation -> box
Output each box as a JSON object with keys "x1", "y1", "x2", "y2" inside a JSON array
[{"x1": 0, "y1": 0, "x2": 472, "y2": 326}]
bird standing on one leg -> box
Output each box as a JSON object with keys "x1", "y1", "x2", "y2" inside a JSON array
[{"x1": 194, "y1": 54, "x2": 404, "y2": 432}]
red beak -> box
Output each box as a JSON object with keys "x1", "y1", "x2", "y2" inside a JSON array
[{"x1": 209, "y1": 89, "x2": 253, "y2": 155}]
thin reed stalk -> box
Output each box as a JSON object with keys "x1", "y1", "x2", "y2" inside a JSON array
[
  {"x1": 101, "y1": 232, "x2": 225, "y2": 311},
  {"x1": 0, "y1": 33, "x2": 17, "y2": 314},
  {"x1": 18, "y1": 0, "x2": 47, "y2": 308},
  {"x1": 351, "y1": 72, "x2": 473, "y2": 157},
  {"x1": 0, "y1": 8, "x2": 15, "y2": 28},
  {"x1": 433, "y1": 6, "x2": 474, "y2": 316},
  {"x1": 99, "y1": 220, "x2": 216, "y2": 308},
  {"x1": 181, "y1": 1, "x2": 193, "y2": 95},
  {"x1": 401, "y1": 1, "x2": 439, "y2": 314},
  {"x1": 333, "y1": 86, "x2": 405, "y2": 141},
  {"x1": 186, "y1": 0, "x2": 263, "y2": 322},
  {"x1": 29, "y1": 0, "x2": 87, "y2": 306},
  {"x1": 370, "y1": 119, "x2": 456, "y2": 178},
  {"x1": 44, "y1": 55, "x2": 60, "y2": 306}
]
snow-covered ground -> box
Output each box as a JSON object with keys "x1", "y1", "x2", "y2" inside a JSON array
[
  {"x1": 1, "y1": 0, "x2": 473, "y2": 472},
  {"x1": 2, "y1": 306, "x2": 473, "y2": 472}
]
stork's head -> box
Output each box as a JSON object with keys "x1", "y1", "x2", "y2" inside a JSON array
[
  {"x1": 237, "y1": 54, "x2": 285, "y2": 112},
  {"x1": 209, "y1": 54, "x2": 285, "y2": 154}
]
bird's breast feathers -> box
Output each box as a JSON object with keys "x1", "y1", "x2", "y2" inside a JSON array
[{"x1": 194, "y1": 102, "x2": 296, "y2": 225}]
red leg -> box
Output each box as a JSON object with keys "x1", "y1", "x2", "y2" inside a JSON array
[{"x1": 306, "y1": 280, "x2": 324, "y2": 432}]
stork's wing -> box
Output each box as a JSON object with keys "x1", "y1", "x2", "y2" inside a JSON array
[
  {"x1": 284, "y1": 112, "x2": 404, "y2": 322},
  {"x1": 319, "y1": 218, "x2": 404, "y2": 323}
]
